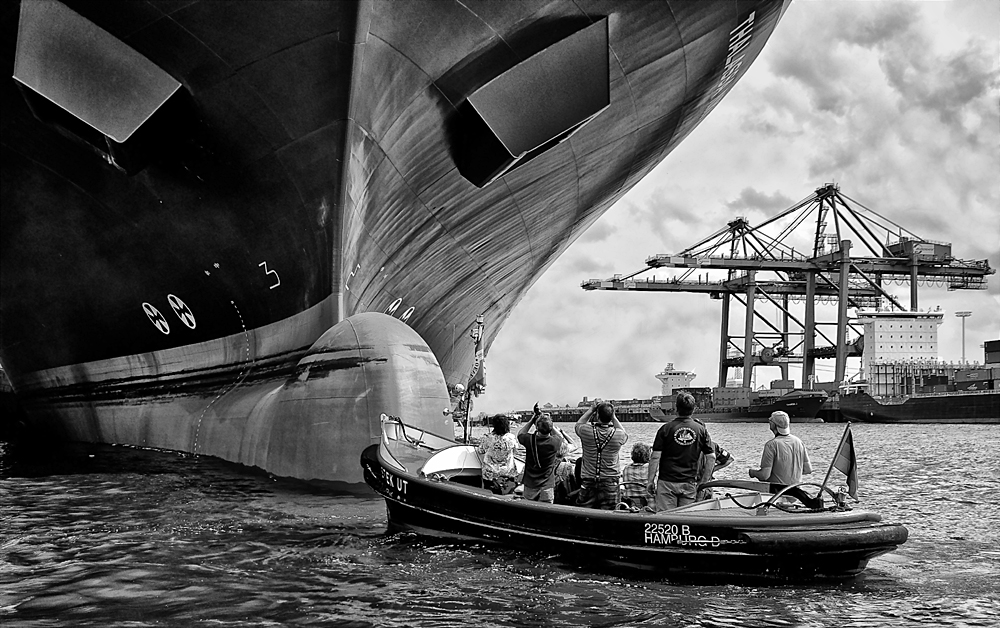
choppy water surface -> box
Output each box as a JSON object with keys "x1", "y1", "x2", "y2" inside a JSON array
[{"x1": 2, "y1": 423, "x2": 998, "y2": 627}]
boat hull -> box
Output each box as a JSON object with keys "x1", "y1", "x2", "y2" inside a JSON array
[
  {"x1": 361, "y1": 444, "x2": 907, "y2": 580},
  {"x1": 1, "y1": 0, "x2": 792, "y2": 483},
  {"x1": 838, "y1": 391, "x2": 1000, "y2": 424}
]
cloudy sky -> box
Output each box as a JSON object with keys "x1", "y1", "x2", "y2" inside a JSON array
[{"x1": 474, "y1": 0, "x2": 1000, "y2": 415}]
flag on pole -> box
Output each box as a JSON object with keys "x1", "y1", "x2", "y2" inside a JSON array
[
  {"x1": 831, "y1": 424, "x2": 858, "y2": 498},
  {"x1": 467, "y1": 333, "x2": 486, "y2": 396}
]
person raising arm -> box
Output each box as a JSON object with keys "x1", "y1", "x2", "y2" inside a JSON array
[
  {"x1": 516, "y1": 405, "x2": 564, "y2": 503},
  {"x1": 574, "y1": 401, "x2": 628, "y2": 509}
]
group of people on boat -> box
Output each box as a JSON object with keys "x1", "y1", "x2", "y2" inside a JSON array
[{"x1": 476, "y1": 391, "x2": 817, "y2": 511}]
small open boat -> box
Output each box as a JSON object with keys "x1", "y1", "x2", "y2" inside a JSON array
[{"x1": 361, "y1": 415, "x2": 908, "y2": 581}]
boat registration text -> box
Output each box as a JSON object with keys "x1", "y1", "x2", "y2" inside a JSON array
[{"x1": 643, "y1": 522, "x2": 741, "y2": 547}]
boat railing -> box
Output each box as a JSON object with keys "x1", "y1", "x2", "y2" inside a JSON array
[
  {"x1": 380, "y1": 413, "x2": 457, "y2": 448},
  {"x1": 698, "y1": 479, "x2": 844, "y2": 513},
  {"x1": 767, "y1": 482, "x2": 844, "y2": 511},
  {"x1": 378, "y1": 417, "x2": 408, "y2": 472},
  {"x1": 380, "y1": 413, "x2": 479, "y2": 473}
]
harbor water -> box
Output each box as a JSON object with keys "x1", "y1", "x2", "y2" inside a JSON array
[{"x1": 2, "y1": 422, "x2": 998, "y2": 627}]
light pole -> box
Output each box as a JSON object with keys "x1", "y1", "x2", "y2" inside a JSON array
[{"x1": 955, "y1": 311, "x2": 972, "y2": 363}]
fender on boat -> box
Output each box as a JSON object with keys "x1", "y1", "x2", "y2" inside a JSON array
[{"x1": 742, "y1": 524, "x2": 909, "y2": 553}]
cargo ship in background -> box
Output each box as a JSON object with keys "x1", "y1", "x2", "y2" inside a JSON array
[
  {"x1": 837, "y1": 312, "x2": 999, "y2": 423},
  {"x1": 0, "y1": 1, "x2": 792, "y2": 484},
  {"x1": 648, "y1": 362, "x2": 826, "y2": 422},
  {"x1": 521, "y1": 363, "x2": 826, "y2": 423},
  {"x1": 648, "y1": 388, "x2": 827, "y2": 422}
]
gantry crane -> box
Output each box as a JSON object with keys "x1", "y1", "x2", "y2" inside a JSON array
[{"x1": 582, "y1": 184, "x2": 994, "y2": 388}]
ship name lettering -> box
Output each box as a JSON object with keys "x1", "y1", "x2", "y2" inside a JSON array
[
  {"x1": 710, "y1": 11, "x2": 755, "y2": 103},
  {"x1": 380, "y1": 467, "x2": 408, "y2": 498}
]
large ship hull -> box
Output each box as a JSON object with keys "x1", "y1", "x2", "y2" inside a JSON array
[
  {"x1": 838, "y1": 391, "x2": 1000, "y2": 424},
  {"x1": 1, "y1": 0, "x2": 791, "y2": 484}
]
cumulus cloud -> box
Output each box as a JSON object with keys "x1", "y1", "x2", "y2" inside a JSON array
[
  {"x1": 577, "y1": 220, "x2": 617, "y2": 243},
  {"x1": 474, "y1": 1, "x2": 1000, "y2": 415},
  {"x1": 725, "y1": 188, "x2": 795, "y2": 214}
]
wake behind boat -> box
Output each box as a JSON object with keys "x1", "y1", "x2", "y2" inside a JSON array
[{"x1": 361, "y1": 415, "x2": 908, "y2": 581}]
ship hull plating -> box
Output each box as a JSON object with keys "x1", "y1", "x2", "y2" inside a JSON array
[
  {"x1": 1, "y1": 1, "x2": 790, "y2": 482},
  {"x1": 838, "y1": 392, "x2": 1000, "y2": 424}
]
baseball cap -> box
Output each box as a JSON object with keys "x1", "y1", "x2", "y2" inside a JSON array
[{"x1": 769, "y1": 411, "x2": 790, "y2": 435}]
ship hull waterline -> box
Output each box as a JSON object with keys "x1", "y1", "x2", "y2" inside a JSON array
[{"x1": 838, "y1": 391, "x2": 1000, "y2": 424}]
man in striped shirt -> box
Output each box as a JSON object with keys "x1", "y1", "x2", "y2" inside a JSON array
[{"x1": 574, "y1": 401, "x2": 629, "y2": 509}]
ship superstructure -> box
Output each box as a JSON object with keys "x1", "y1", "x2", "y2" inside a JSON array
[{"x1": 838, "y1": 313, "x2": 999, "y2": 423}]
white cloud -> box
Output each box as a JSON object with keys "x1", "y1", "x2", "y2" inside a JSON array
[{"x1": 474, "y1": 0, "x2": 1000, "y2": 415}]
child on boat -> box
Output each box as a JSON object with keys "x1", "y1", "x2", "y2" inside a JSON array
[{"x1": 621, "y1": 443, "x2": 652, "y2": 509}]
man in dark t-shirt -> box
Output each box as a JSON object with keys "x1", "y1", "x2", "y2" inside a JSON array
[
  {"x1": 517, "y1": 411, "x2": 564, "y2": 503},
  {"x1": 647, "y1": 392, "x2": 715, "y2": 511}
]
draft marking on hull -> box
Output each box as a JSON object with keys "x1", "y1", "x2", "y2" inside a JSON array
[{"x1": 259, "y1": 261, "x2": 280, "y2": 289}]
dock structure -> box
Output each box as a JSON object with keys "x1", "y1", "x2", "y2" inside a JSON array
[
  {"x1": 582, "y1": 184, "x2": 994, "y2": 390},
  {"x1": 514, "y1": 398, "x2": 657, "y2": 423}
]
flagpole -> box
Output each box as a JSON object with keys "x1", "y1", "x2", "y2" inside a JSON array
[{"x1": 821, "y1": 421, "x2": 852, "y2": 494}]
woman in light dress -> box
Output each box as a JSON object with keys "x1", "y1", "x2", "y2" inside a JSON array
[{"x1": 476, "y1": 414, "x2": 519, "y2": 494}]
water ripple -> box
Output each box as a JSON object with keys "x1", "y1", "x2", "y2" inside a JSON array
[{"x1": 3, "y1": 426, "x2": 999, "y2": 627}]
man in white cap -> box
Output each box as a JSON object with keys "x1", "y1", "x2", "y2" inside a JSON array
[{"x1": 749, "y1": 411, "x2": 820, "y2": 507}]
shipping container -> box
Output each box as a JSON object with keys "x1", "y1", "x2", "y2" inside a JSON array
[
  {"x1": 713, "y1": 387, "x2": 751, "y2": 399},
  {"x1": 918, "y1": 384, "x2": 953, "y2": 394},
  {"x1": 954, "y1": 380, "x2": 994, "y2": 391},
  {"x1": 955, "y1": 369, "x2": 990, "y2": 382}
]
